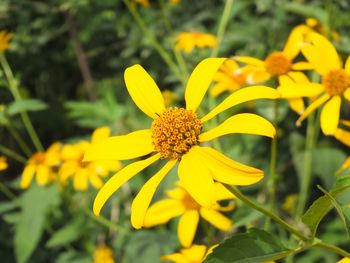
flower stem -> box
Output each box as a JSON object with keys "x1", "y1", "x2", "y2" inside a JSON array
[
  {"x1": 0, "y1": 54, "x2": 44, "y2": 152},
  {"x1": 123, "y1": 0, "x2": 185, "y2": 85},
  {"x1": 211, "y1": 0, "x2": 234, "y2": 57},
  {"x1": 6, "y1": 123, "x2": 32, "y2": 157},
  {"x1": 0, "y1": 144, "x2": 26, "y2": 163},
  {"x1": 0, "y1": 181, "x2": 17, "y2": 200}
]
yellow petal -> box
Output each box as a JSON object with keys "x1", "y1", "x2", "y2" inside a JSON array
[
  {"x1": 178, "y1": 210, "x2": 199, "y2": 247},
  {"x1": 288, "y1": 98, "x2": 305, "y2": 114},
  {"x1": 178, "y1": 147, "x2": 216, "y2": 208},
  {"x1": 36, "y1": 165, "x2": 50, "y2": 185},
  {"x1": 200, "y1": 208, "x2": 232, "y2": 231},
  {"x1": 277, "y1": 83, "x2": 324, "y2": 98},
  {"x1": 20, "y1": 164, "x2": 36, "y2": 189},
  {"x1": 160, "y1": 253, "x2": 187, "y2": 263},
  {"x1": 286, "y1": 71, "x2": 310, "y2": 83},
  {"x1": 182, "y1": 245, "x2": 207, "y2": 261},
  {"x1": 246, "y1": 71, "x2": 271, "y2": 84},
  {"x1": 320, "y1": 96, "x2": 341, "y2": 135},
  {"x1": 296, "y1": 94, "x2": 330, "y2": 126},
  {"x1": 345, "y1": 55, "x2": 350, "y2": 75},
  {"x1": 83, "y1": 129, "x2": 154, "y2": 161},
  {"x1": 124, "y1": 64, "x2": 165, "y2": 119},
  {"x1": 291, "y1": 62, "x2": 314, "y2": 71},
  {"x1": 89, "y1": 173, "x2": 104, "y2": 189},
  {"x1": 334, "y1": 128, "x2": 350, "y2": 147},
  {"x1": 131, "y1": 159, "x2": 177, "y2": 229},
  {"x1": 201, "y1": 86, "x2": 280, "y2": 123},
  {"x1": 199, "y1": 113, "x2": 275, "y2": 142},
  {"x1": 283, "y1": 29, "x2": 303, "y2": 59},
  {"x1": 91, "y1": 126, "x2": 111, "y2": 144},
  {"x1": 234, "y1": 56, "x2": 265, "y2": 67},
  {"x1": 214, "y1": 182, "x2": 235, "y2": 201},
  {"x1": 185, "y1": 58, "x2": 226, "y2": 112},
  {"x1": 197, "y1": 147, "x2": 264, "y2": 185},
  {"x1": 74, "y1": 169, "x2": 88, "y2": 191},
  {"x1": 144, "y1": 199, "x2": 185, "y2": 227},
  {"x1": 343, "y1": 88, "x2": 350, "y2": 102},
  {"x1": 93, "y1": 154, "x2": 160, "y2": 215}
]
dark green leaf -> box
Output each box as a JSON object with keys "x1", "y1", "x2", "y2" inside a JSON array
[
  {"x1": 7, "y1": 99, "x2": 48, "y2": 116},
  {"x1": 204, "y1": 228, "x2": 292, "y2": 263}
]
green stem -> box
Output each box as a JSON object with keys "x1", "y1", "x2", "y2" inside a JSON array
[
  {"x1": 210, "y1": 0, "x2": 234, "y2": 57},
  {"x1": 0, "y1": 144, "x2": 26, "y2": 163},
  {"x1": 316, "y1": 242, "x2": 350, "y2": 258},
  {"x1": 0, "y1": 181, "x2": 17, "y2": 200},
  {"x1": 123, "y1": 0, "x2": 184, "y2": 84},
  {"x1": 0, "y1": 54, "x2": 43, "y2": 152},
  {"x1": 295, "y1": 109, "x2": 316, "y2": 218},
  {"x1": 225, "y1": 185, "x2": 307, "y2": 241},
  {"x1": 6, "y1": 124, "x2": 32, "y2": 157}
]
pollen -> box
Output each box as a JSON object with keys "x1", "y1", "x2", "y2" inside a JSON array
[
  {"x1": 265, "y1": 52, "x2": 291, "y2": 76},
  {"x1": 323, "y1": 69, "x2": 349, "y2": 96},
  {"x1": 151, "y1": 107, "x2": 202, "y2": 159}
]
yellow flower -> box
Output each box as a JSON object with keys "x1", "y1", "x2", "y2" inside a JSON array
[
  {"x1": 0, "y1": 156, "x2": 8, "y2": 171},
  {"x1": 93, "y1": 245, "x2": 115, "y2": 263},
  {"x1": 337, "y1": 258, "x2": 350, "y2": 263},
  {"x1": 144, "y1": 182, "x2": 234, "y2": 247},
  {"x1": 235, "y1": 29, "x2": 311, "y2": 84},
  {"x1": 278, "y1": 32, "x2": 350, "y2": 135},
  {"x1": 335, "y1": 120, "x2": 350, "y2": 148},
  {"x1": 84, "y1": 58, "x2": 279, "y2": 229},
  {"x1": 0, "y1": 31, "x2": 12, "y2": 52},
  {"x1": 20, "y1": 143, "x2": 62, "y2": 189},
  {"x1": 161, "y1": 244, "x2": 217, "y2": 263},
  {"x1": 59, "y1": 127, "x2": 121, "y2": 191},
  {"x1": 176, "y1": 32, "x2": 217, "y2": 53},
  {"x1": 211, "y1": 59, "x2": 247, "y2": 97}
]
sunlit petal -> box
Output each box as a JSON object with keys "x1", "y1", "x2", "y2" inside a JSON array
[
  {"x1": 320, "y1": 96, "x2": 341, "y2": 135},
  {"x1": 278, "y1": 83, "x2": 324, "y2": 98},
  {"x1": 20, "y1": 164, "x2": 36, "y2": 189},
  {"x1": 296, "y1": 94, "x2": 330, "y2": 126},
  {"x1": 84, "y1": 130, "x2": 154, "y2": 161},
  {"x1": 200, "y1": 208, "x2": 232, "y2": 231},
  {"x1": 282, "y1": 29, "x2": 303, "y2": 59},
  {"x1": 91, "y1": 127, "x2": 111, "y2": 144},
  {"x1": 185, "y1": 58, "x2": 226, "y2": 111},
  {"x1": 234, "y1": 56, "x2": 265, "y2": 67},
  {"x1": 199, "y1": 113, "x2": 275, "y2": 142},
  {"x1": 131, "y1": 159, "x2": 177, "y2": 229},
  {"x1": 343, "y1": 88, "x2": 350, "y2": 102},
  {"x1": 334, "y1": 128, "x2": 350, "y2": 147},
  {"x1": 93, "y1": 154, "x2": 160, "y2": 215},
  {"x1": 124, "y1": 64, "x2": 165, "y2": 118},
  {"x1": 288, "y1": 99, "x2": 305, "y2": 114},
  {"x1": 201, "y1": 86, "x2": 280, "y2": 123},
  {"x1": 345, "y1": 55, "x2": 350, "y2": 75},
  {"x1": 178, "y1": 210, "x2": 200, "y2": 247}
]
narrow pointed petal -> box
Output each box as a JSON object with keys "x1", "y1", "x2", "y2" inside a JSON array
[
  {"x1": 345, "y1": 55, "x2": 350, "y2": 75},
  {"x1": 288, "y1": 99, "x2": 305, "y2": 114},
  {"x1": 144, "y1": 199, "x2": 185, "y2": 227},
  {"x1": 201, "y1": 86, "x2": 280, "y2": 123},
  {"x1": 320, "y1": 96, "x2": 341, "y2": 135},
  {"x1": 278, "y1": 83, "x2": 324, "y2": 98},
  {"x1": 93, "y1": 154, "x2": 160, "y2": 216},
  {"x1": 20, "y1": 164, "x2": 36, "y2": 189},
  {"x1": 73, "y1": 169, "x2": 88, "y2": 191},
  {"x1": 178, "y1": 210, "x2": 200, "y2": 247},
  {"x1": 91, "y1": 127, "x2": 110, "y2": 144},
  {"x1": 199, "y1": 113, "x2": 275, "y2": 142},
  {"x1": 178, "y1": 147, "x2": 216, "y2": 208},
  {"x1": 124, "y1": 64, "x2": 165, "y2": 118},
  {"x1": 282, "y1": 29, "x2": 303, "y2": 59},
  {"x1": 296, "y1": 94, "x2": 330, "y2": 126},
  {"x1": 214, "y1": 182, "x2": 235, "y2": 201},
  {"x1": 291, "y1": 62, "x2": 314, "y2": 70},
  {"x1": 131, "y1": 159, "x2": 177, "y2": 229},
  {"x1": 161, "y1": 253, "x2": 187, "y2": 263},
  {"x1": 185, "y1": 58, "x2": 226, "y2": 112},
  {"x1": 200, "y1": 208, "x2": 232, "y2": 231},
  {"x1": 36, "y1": 165, "x2": 50, "y2": 185},
  {"x1": 182, "y1": 245, "x2": 207, "y2": 261},
  {"x1": 197, "y1": 147, "x2": 264, "y2": 185},
  {"x1": 84, "y1": 130, "x2": 154, "y2": 161},
  {"x1": 343, "y1": 88, "x2": 350, "y2": 102},
  {"x1": 234, "y1": 56, "x2": 265, "y2": 67},
  {"x1": 334, "y1": 128, "x2": 350, "y2": 147}
]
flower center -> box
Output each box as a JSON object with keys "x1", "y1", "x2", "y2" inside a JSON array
[
  {"x1": 265, "y1": 51, "x2": 291, "y2": 76},
  {"x1": 323, "y1": 69, "x2": 349, "y2": 96},
  {"x1": 151, "y1": 107, "x2": 202, "y2": 159},
  {"x1": 33, "y1": 152, "x2": 45, "y2": 163}
]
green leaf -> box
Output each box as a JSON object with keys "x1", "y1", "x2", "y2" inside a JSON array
[
  {"x1": 46, "y1": 217, "x2": 83, "y2": 248},
  {"x1": 6, "y1": 99, "x2": 48, "y2": 116},
  {"x1": 341, "y1": 205, "x2": 350, "y2": 239},
  {"x1": 204, "y1": 228, "x2": 292, "y2": 263},
  {"x1": 0, "y1": 201, "x2": 19, "y2": 214},
  {"x1": 284, "y1": 2, "x2": 328, "y2": 25},
  {"x1": 302, "y1": 175, "x2": 350, "y2": 236},
  {"x1": 14, "y1": 184, "x2": 60, "y2": 263}
]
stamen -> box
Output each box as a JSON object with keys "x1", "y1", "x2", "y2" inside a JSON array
[
  {"x1": 323, "y1": 69, "x2": 349, "y2": 96},
  {"x1": 265, "y1": 52, "x2": 291, "y2": 76}
]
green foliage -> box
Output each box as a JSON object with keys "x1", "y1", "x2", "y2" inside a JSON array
[{"x1": 6, "y1": 99, "x2": 48, "y2": 116}]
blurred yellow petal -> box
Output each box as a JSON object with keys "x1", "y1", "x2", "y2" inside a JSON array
[
  {"x1": 197, "y1": 147, "x2": 263, "y2": 185},
  {"x1": 291, "y1": 62, "x2": 314, "y2": 70},
  {"x1": 234, "y1": 56, "x2": 265, "y2": 67},
  {"x1": 335, "y1": 128, "x2": 350, "y2": 147},
  {"x1": 182, "y1": 245, "x2": 207, "y2": 261},
  {"x1": 278, "y1": 83, "x2": 324, "y2": 98},
  {"x1": 185, "y1": 58, "x2": 226, "y2": 112},
  {"x1": 93, "y1": 154, "x2": 160, "y2": 215},
  {"x1": 20, "y1": 164, "x2": 36, "y2": 189},
  {"x1": 36, "y1": 165, "x2": 50, "y2": 185},
  {"x1": 246, "y1": 71, "x2": 271, "y2": 84},
  {"x1": 320, "y1": 96, "x2": 341, "y2": 135},
  {"x1": 200, "y1": 113, "x2": 275, "y2": 141},
  {"x1": 89, "y1": 174, "x2": 104, "y2": 189},
  {"x1": 178, "y1": 147, "x2": 216, "y2": 208},
  {"x1": 201, "y1": 86, "x2": 280, "y2": 122},
  {"x1": 287, "y1": 71, "x2": 310, "y2": 83},
  {"x1": 74, "y1": 169, "x2": 88, "y2": 191},
  {"x1": 161, "y1": 253, "x2": 187, "y2": 263},
  {"x1": 91, "y1": 127, "x2": 111, "y2": 144},
  {"x1": 124, "y1": 64, "x2": 165, "y2": 119},
  {"x1": 214, "y1": 182, "x2": 235, "y2": 201},
  {"x1": 178, "y1": 210, "x2": 199, "y2": 247},
  {"x1": 84, "y1": 130, "x2": 154, "y2": 161},
  {"x1": 344, "y1": 89, "x2": 350, "y2": 102},
  {"x1": 283, "y1": 29, "x2": 303, "y2": 59},
  {"x1": 288, "y1": 99, "x2": 305, "y2": 114},
  {"x1": 345, "y1": 55, "x2": 350, "y2": 75},
  {"x1": 131, "y1": 159, "x2": 176, "y2": 229},
  {"x1": 296, "y1": 94, "x2": 330, "y2": 126},
  {"x1": 200, "y1": 208, "x2": 232, "y2": 231},
  {"x1": 144, "y1": 199, "x2": 185, "y2": 227}
]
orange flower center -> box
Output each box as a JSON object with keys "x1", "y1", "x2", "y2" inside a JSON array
[
  {"x1": 265, "y1": 52, "x2": 291, "y2": 76},
  {"x1": 151, "y1": 107, "x2": 202, "y2": 160},
  {"x1": 323, "y1": 69, "x2": 349, "y2": 96},
  {"x1": 33, "y1": 152, "x2": 45, "y2": 163}
]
